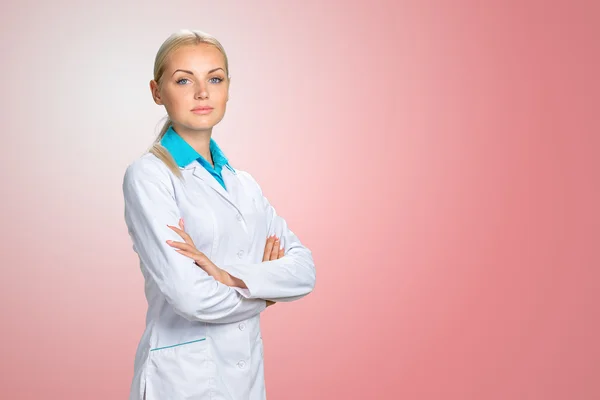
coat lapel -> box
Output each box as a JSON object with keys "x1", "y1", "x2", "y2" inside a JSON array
[{"x1": 191, "y1": 163, "x2": 244, "y2": 217}]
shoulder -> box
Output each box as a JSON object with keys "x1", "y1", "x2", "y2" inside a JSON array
[
  {"x1": 123, "y1": 152, "x2": 176, "y2": 192},
  {"x1": 233, "y1": 168, "x2": 264, "y2": 194}
]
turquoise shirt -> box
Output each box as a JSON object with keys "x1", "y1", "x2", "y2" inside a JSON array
[{"x1": 160, "y1": 125, "x2": 234, "y2": 190}]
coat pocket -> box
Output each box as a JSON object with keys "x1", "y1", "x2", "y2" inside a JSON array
[{"x1": 145, "y1": 338, "x2": 215, "y2": 400}]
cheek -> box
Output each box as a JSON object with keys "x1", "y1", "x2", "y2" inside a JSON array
[
  {"x1": 213, "y1": 89, "x2": 229, "y2": 107},
  {"x1": 163, "y1": 92, "x2": 188, "y2": 114}
]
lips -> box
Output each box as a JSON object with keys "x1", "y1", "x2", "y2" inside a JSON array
[{"x1": 191, "y1": 106, "x2": 214, "y2": 115}]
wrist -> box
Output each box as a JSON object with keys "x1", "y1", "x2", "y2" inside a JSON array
[
  {"x1": 218, "y1": 269, "x2": 234, "y2": 286},
  {"x1": 223, "y1": 271, "x2": 248, "y2": 289}
]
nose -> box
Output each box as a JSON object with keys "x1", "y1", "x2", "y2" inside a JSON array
[{"x1": 194, "y1": 82, "x2": 209, "y2": 100}]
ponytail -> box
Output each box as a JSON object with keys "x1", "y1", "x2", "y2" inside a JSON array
[{"x1": 148, "y1": 117, "x2": 183, "y2": 180}]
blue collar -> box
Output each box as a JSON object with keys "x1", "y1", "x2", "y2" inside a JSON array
[{"x1": 160, "y1": 125, "x2": 232, "y2": 172}]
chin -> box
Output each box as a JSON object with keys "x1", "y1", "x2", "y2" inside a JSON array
[
  {"x1": 180, "y1": 116, "x2": 224, "y2": 131},
  {"x1": 188, "y1": 123, "x2": 217, "y2": 132}
]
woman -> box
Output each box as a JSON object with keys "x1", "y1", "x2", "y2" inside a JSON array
[{"x1": 122, "y1": 29, "x2": 316, "y2": 400}]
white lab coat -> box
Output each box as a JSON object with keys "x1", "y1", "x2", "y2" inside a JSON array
[{"x1": 122, "y1": 152, "x2": 316, "y2": 400}]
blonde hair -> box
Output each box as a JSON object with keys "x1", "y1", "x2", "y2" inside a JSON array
[{"x1": 148, "y1": 29, "x2": 230, "y2": 179}]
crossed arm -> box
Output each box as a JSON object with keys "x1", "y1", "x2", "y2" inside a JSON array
[
  {"x1": 123, "y1": 162, "x2": 316, "y2": 324},
  {"x1": 166, "y1": 217, "x2": 285, "y2": 308}
]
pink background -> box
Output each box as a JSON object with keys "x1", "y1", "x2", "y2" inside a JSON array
[{"x1": 1, "y1": 0, "x2": 598, "y2": 399}]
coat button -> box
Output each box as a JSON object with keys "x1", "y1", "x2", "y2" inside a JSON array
[
  {"x1": 237, "y1": 250, "x2": 244, "y2": 258},
  {"x1": 237, "y1": 360, "x2": 246, "y2": 369},
  {"x1": 238, "y1": 323, "x2": 245, "y2": 331}
]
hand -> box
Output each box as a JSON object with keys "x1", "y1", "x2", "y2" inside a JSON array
[
  {"x1": 263, "y1": 234, "x2": 284, "y2": 261},
  {"x1": 263, "y1": 235, "x2": 284, "y2": 308},
  {"x1": 166, "y1": 218, "x2": 230, "y2": 285}
]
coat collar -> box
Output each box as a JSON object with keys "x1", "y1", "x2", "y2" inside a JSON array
[
  {"x1": 160, "y1": 125, "x2": 245, "y2": 221},
  {"x1": 160, "y1": 125, "x2": 234, "y2": 173}
]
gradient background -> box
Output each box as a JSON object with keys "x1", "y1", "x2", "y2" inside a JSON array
[{"x1": 1, "y1": 0, "x2": 598, "y2": 399}]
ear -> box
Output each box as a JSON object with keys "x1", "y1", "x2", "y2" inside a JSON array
[
  {"x1": 149, "y1": 80, "x2": 163, "y2": 105},
  {"x1": 226, "y1": 76, "x2": 231, "y2": 102}
]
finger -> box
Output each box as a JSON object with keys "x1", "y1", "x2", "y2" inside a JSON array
[
  {"x1": 263, "y1": 235, "x2": 276, "y2": 261},
  {"x1": 167, "y1": 225, "x2": 195, "y2": 246},
  {"x1": 270, "y1": 238, "x2": 280, "y2": 260},
  {"x1": 174, "y1": 249, "x2": 205, "y2": 264},
  {"x1": 166, "y1": 240, "x2": 195, "y2": 252},
  {"x1": 174, "y1": 249, "x2": 194, "y2": 259},
  {"x1": 167, "y1": 224, "x2": 183, "y2": 235},
  {"x1": 264, "y1": 235, "x2": 277, "y2": 261},
  {"x1": 177, "y1": 219, "x2": 190, "y2": 243},
  {"x1": 173, "y1": 247, "x2": 206, "y2": 260},
  {"x1": 278, "y1": 247, "x2": 284, "y2": 259},
  {"x1": 167, "y1": 224, "x2": 187, "y2": 238}
]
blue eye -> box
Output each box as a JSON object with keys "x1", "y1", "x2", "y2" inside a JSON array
[
  {"x1": 209, "y1": 77, "x2": 223, "y2": 84},
  {"x1": 176, "y1": 78, "x2": 190, "y2": 85}
]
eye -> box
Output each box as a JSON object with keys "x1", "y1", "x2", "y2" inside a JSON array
[
  {"x1": 176, "y1": 78, "x2": 190, "y2": 85},
  {"x1": 209, "y1": 77, "x2": 224, "y2": 84}
]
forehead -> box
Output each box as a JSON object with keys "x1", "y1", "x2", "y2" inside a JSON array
[{"x1": 165, "y1": 43, "x2": 225, "y2": 72}]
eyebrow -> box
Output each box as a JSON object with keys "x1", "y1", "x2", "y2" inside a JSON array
[{"x1": 171, "y1": 67, "x2": 225, "y2": 76}]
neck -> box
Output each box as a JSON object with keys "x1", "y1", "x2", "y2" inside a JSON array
[{"x1": 172, "y1": 123, "x2": 213, "y2": 166}]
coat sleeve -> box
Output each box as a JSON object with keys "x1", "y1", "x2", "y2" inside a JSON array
[
  {"x1": 122, "y1": 160, "x2": 267, "y2": 323},
  {"x1": 220, "y1": 172, "x2": 316, "y2": 302}
]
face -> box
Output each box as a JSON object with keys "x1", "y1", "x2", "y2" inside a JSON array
[{"x1": 150, "y1": 43, "x2": 230, "y2": 134}]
